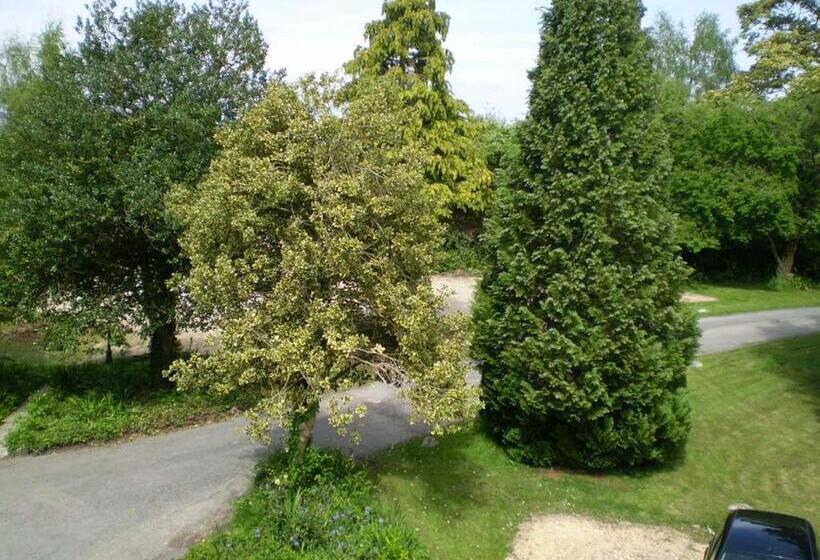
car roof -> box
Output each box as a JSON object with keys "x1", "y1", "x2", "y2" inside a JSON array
[{"x1": 720, "y1": 510, "x2": 817, "y2": 560}]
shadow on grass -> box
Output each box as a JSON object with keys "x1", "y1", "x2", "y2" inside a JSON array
[
  {"x1": 367, "y1": 421, "x2": 503, "y2": 520},
  {"x1": 744, "y1": 335, "x2": 820, "y2": 421}
]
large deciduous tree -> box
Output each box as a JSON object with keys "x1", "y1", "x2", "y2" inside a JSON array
[
  {"x1": 649, "y1": 12, "x2": 737, "y2": 108},
  {"x1": 0, "y1": 0, "x2": 268, "y2": 373},
  {"x1": 344, "y1": 0, "x2": 491, "y2": 216},
  {"x1": 168, "y1": 76, "x2": 479, "y2": 457},
  {"x1": 473, "y1": 0, "x2": 698, "y2": 470},
  {"x1": 732, "y1": 0, "x2": 819, "y2": 96},
  {"x1": 668, "y1": 96, "x2": 818, "y2": 277}
]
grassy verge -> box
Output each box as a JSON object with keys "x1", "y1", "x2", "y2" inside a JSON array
[
  {"x1": 186, "y1": 448, "x2": 429, "y2": 560},
  {"x1": 687, "y1": 281, "x2": 820, "y2": 316},
  {"x1": 1, "y1": 357, "x2": 254, "y2": 455},
  {"x1": 368, "y1": 335, "x2": 820, "y2": 560}
]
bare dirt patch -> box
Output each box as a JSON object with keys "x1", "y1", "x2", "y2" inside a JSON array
[
  {"x1": 507, "y1": 514, "x2": 705, "y2": 560},
  {"x1": 682, "y1": 292, "x2": 718, "y2": 303}
]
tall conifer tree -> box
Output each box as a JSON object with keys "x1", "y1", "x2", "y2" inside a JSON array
[
  {"x1": 345, "y1": 0, "x2": 490, "y2": 215},
  {"x1": 473, "y1": 0, "x2": 699, "y2": 470}
]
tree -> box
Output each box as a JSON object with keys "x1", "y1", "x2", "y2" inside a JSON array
[
  {"x1": 0, "y1": 0, "x2": 268, "y2": 374},
  {"x1": 473, "y1": 0, "x2": 699, "y2": 470},
  {"x1": 667, "y1": 96, "x2": 818, "y2": 277},
  {"x1": 732, "y1": 0, "x2": 819, "y2": 96},
  {"x1": 168, "y1": 76, "x2": 479, "y2": 458},
  {"x1": 649, "y1": 12, "x2": 737, "y2": 108},
  {"x1": 344, "y1": 0, "x2": 491, "y2": 215}
]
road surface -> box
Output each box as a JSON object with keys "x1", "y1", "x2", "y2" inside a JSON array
[{"x1": 1, "y1": 276, "x2": 817, "y2": 560}]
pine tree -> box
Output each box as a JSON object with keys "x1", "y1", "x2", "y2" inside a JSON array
[
  {"x1": 345, "y1": 0, "x2": 491, "y2": 215},
  {"x1": 473, "y1": 0, "x2": 699, "y2": 470}
]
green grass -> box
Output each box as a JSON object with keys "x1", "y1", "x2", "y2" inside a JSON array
[
  {"x1": 2, "y1": 358, "x2": 255, "y2": 454},
  {"x1": 687, "y1": 281, "x2": 820, "y2": 316},
  {"x1": 0, "y1": 322, "x2": 256, "y2": 453},
  {"x1": 367, "y1": 336, "x2": 820, "y2": 560},
  {"x1": 186, "y1": 448, "x2": 429, "y2": 560}
]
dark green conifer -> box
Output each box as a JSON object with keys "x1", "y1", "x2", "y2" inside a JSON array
[{"x1": 473, "y1": 0, "x2": 699, "y2": 470}]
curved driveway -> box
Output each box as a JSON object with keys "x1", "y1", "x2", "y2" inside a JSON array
[{"x1": 1, "y1": 276, "x2": 818, "y2": 560}]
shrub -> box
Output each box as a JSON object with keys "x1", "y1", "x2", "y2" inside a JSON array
[
  {"x1": 473, "y1": 0, "x2": 699, "y2": 470},
  {"x1": 186, "y1": 449, "x2": 429, "y2": 560}
]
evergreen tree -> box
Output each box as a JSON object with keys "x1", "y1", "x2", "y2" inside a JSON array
[
  {"x1": 473, "y1": 0, "x2": 699, "y2": 470},
  {"x1": 345, "y1": 0, "x2": 491, "y2": 215}
]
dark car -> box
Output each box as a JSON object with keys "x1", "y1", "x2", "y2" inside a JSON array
[{"x1": 705, "y1": 510, "x2": 817, "y2": 560}]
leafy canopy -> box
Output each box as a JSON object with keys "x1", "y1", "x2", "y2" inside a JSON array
[
  {"x1": 169, "y1": 76, "x2": 479, "y2": 444},
  {"x1": 345, "y1": 0, "x2": 491, "y2": 215},
  {"x1": 0, "y1": 0, "x2": 268, "y2": 370},
  {"x1": 731, "y1": 0, "x2": 819, "y2": 96},
  {"x1": 474, "y1": 0, "x2": 698, "y2": 470},
  {"x1": 649, "y1": 11, "x2": 737, "y2": 108}
]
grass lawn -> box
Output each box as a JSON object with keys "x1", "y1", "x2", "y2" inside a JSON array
[
  {"x1": 0, "y1": 325, "x2": 253, "y2": 454},
  {"x1": 687, "y1": 281, "x2": 820, "y2": 316},
  {"x1": 368, "y1": 335, "x2": 820, "y2": 560}
]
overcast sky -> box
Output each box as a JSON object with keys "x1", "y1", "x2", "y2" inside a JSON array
[{"x1": 0, "y1": 0, "x2": 751, "y2": 120}]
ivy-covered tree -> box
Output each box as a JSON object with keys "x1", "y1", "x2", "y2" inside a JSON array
[
  {"x1": 344, "y1": 0, "x2": 491, "y2": 215},
  {"x1": 731, "y1": 0, "x2": 819, "y2": 96},
  {"x1": 473, "y1": 0, "x2": 699, "y2": 470},
  {"x1": 169, "y1": 76, "x2": 479, "y2": 457},
  {"x1": 0, "y1": 0, "x2": 268, "y2": 373}
]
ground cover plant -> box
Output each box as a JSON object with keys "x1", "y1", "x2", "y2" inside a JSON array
[
  {"x1": 186, "y1": 448, "x2": 429, "y2": 560},
  {"x1": 369, "y1": 335, "x2": 820, "y2": 560}
]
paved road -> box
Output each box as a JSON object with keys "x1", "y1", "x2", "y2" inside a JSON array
[
  {"x1": 1, "y1": 276, "x2": 818, "y2": 559},
  {"x1": 698, "y1": 307, "x2": 820, "y2": 354}
]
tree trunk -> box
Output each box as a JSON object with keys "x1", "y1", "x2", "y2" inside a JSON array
[
  {"x1": 289, "y1": 402, "x2": 319, "y2": 463},
  {"x1": 143, "y1": 267, "x2": 179, "y2": 378},
  {"x1": 105, "y1": 334, "x2": 113, "y2": 364},
  {"x1": 768, "y1": 237, "x2": 798, "y2": 278},
  {"x1": 149, "y1": 319, "x2": 178, "y2": 377},
  {"x1": 780, "y1": 239, "x2": 798, "y2": 278}
]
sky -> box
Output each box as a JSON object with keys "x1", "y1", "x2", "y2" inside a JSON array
[{"x1": 0, "y1": 0, "x2": 751, "y2": 120}]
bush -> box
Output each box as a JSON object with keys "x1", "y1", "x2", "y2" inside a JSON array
[
  {"x1": 434, "y1": 229, "x2": 486, "y2": 273},
  {"x1": 186, "y1": 448, "x2": 429, "y2": 560},
  {"x1": 474, "y1": 0, "x2": 699, "y2": 470}
]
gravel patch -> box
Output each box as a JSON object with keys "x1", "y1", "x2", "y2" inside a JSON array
[
  {"x1": 507, "y1": 514, "x2": 705, "y2": 560},
  {"x1": 682, "y1": 292, "x2": 718, "y2": 303}
]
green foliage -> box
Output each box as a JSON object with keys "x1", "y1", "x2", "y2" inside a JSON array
[
  {"x1": 649, "y1": 11, "x2": 737, "y2": 108},
  {"x1": 667, "y1": 98, "x2": 803, "y2": 251},
  {"x1": 2, "y1": 358, "x2": 254, "y2": 454},
  {"x1": 434, "y1": 229, "x2": 486, "y2": 274},
  {"x1": 187, "y1": 448, "x2": 429, "y2": 560},
  {"x1": 169, "y1": 76, "x2": 478, "y2": 447},
  {"x1": 474, "y1": 0, "x2": 699, "y2": 470},
  {"x1": 731, "y1": 0, "x2": 819, "y2": 96},
  {"x1": 0, "y1": 1, "x2": 269, "y2": 374},
  {"x1": 667, "y1": 95, "x2": 818, "y2": 276},
  {"x1": 345, "y1": 0, "x2": 491, "y2": 215}
]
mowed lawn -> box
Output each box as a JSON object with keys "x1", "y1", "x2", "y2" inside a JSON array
[
  {"x1": 368, "y1": 335, "x2": 820, "y2": 560},
  {"x1": 688, "y1": 282, "x2": 820, "y2": 316}
]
